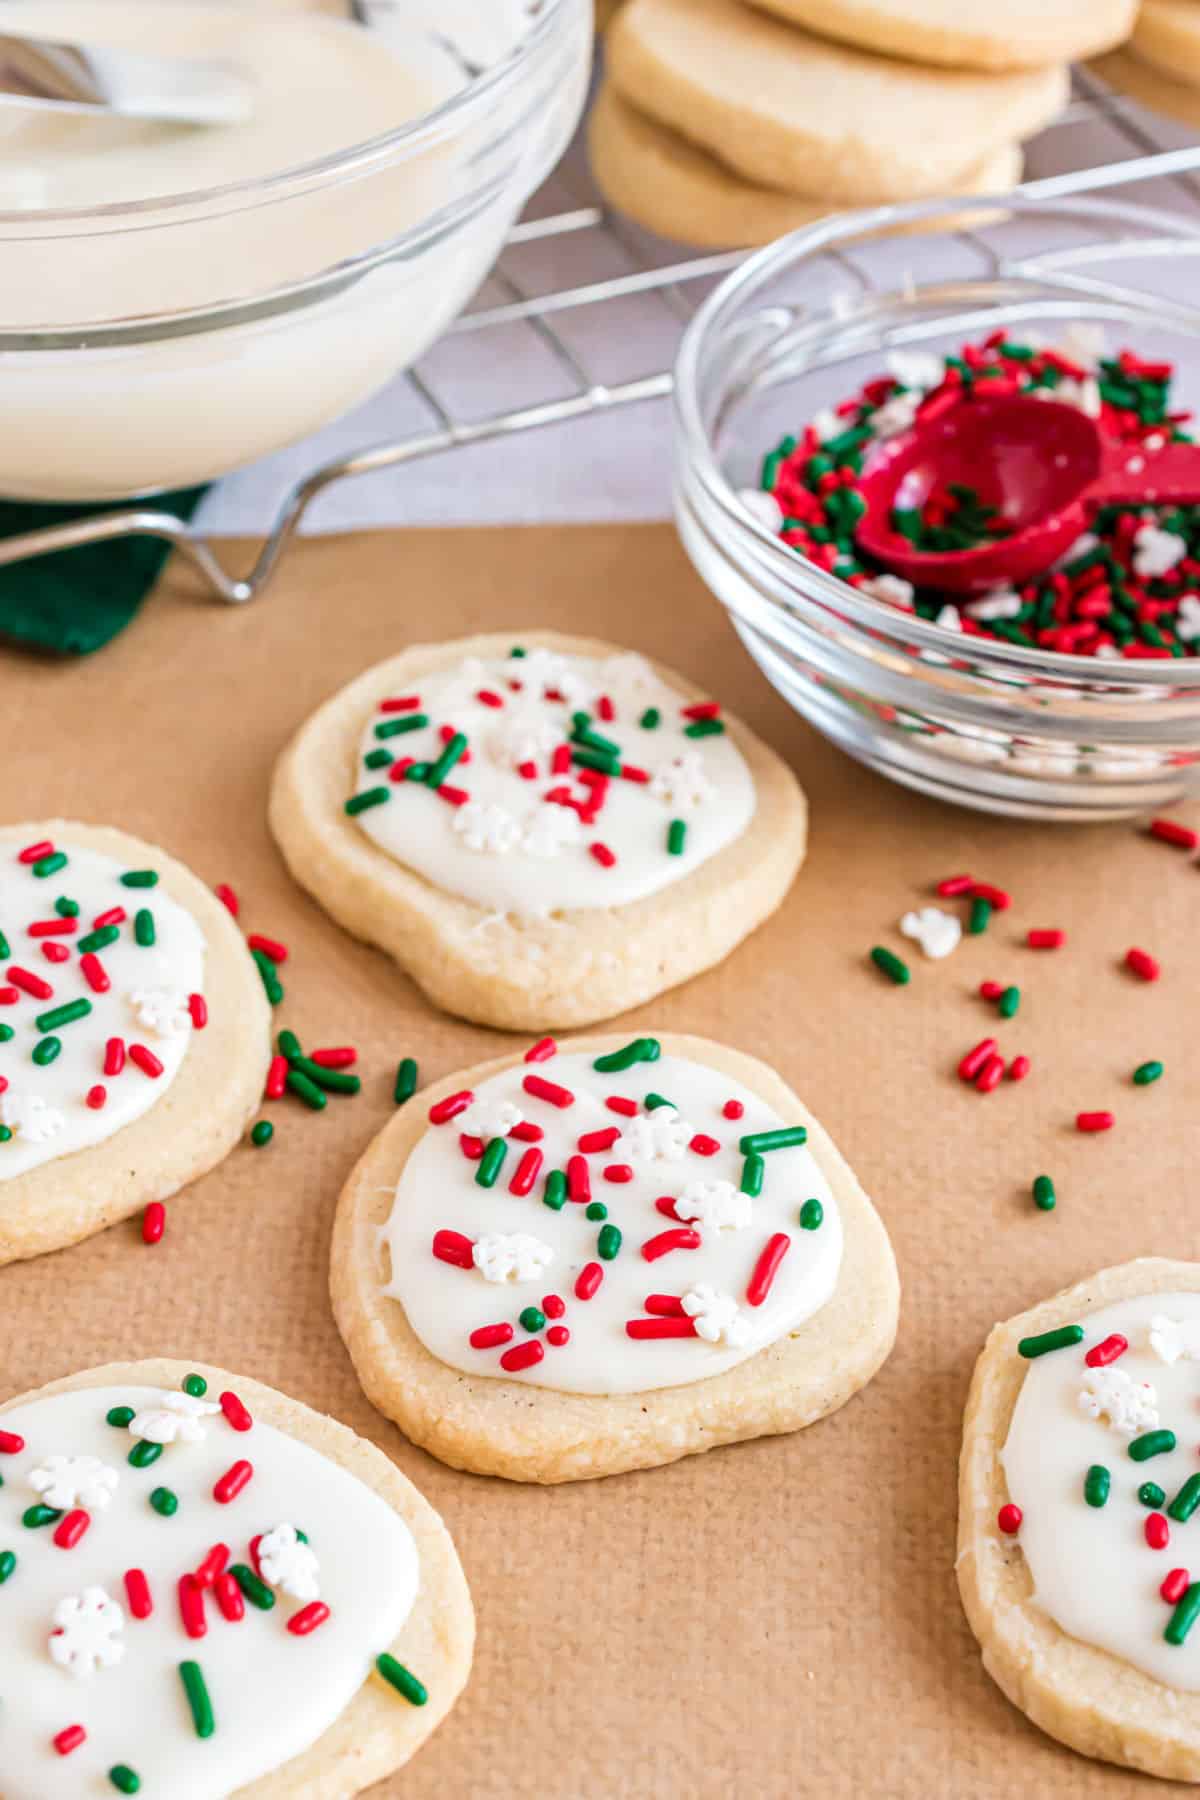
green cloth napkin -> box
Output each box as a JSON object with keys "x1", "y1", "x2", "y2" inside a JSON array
[{"x1": 0, "y1": 487, "x2": 208, "y2": 656}]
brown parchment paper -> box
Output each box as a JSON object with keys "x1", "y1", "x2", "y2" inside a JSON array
[{"x1": 1, "y1": 521, "x2": 1197, "y2": 1798}]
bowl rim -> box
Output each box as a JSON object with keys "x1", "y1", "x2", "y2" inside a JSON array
[
  {"x1": 0, "y1": 0, "x2": 579, "y2": 230},
  {"x1": 673, "y1": 191, "x2": 1200, "y2": 686}
]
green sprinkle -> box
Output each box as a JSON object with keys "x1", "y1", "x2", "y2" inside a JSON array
[
  {"x1": 425, "y1": 731, "x2": 468, "y2": 790},
  {"x1": 34, "y1": 998, "x2": 92, "y2": 1033},
  {"x1": 1166, "y1": 1583, "x2": 1200, "y2": 1646},
  {"x1": 106, "y1": 1405, "x2": 135, "y2": 1428},
  {"x1": 291, "y1": 1055, "x2": 361, "y2": 1096},
  {"x1": 0, "y1": 1027, "x2": 11, "y2": 1046},
  {"x1": 1169, "y1": 1473, "x2": 1200, "y2": 1522},
  {"x1": 571, "y1": 746, "x2": 619, "y2": 775},
  {"x1": 870, "y1": 946, "x2": 910, "y2": 986},
  {"x1": 128, "y1": 1441, "x2": 163, "y2": 1469},
  {"x1": 519, "y1": 1306, "x2": 546, "y2": 1333},
  {"x1": 683, "y1": 718, "x2": 725, "y2": 739},
  {"x1": 133, "y1": 909, "x2": 155, "y2": 948},
  {"x1": 109, "y1": 1766, "x2": 141, "y2": 1794},
  {"x1": 285, "y1": 1068, "x2": 325, "y2": 1110},
  {"x1": 643, "y1": 1093, "x2": 673, "y2": 1112},
  {"x1": 150, "y1": 1486, "x2": 179, "y2": 1517},
  {"x1": 250, "y1": 1119, "x2": 274, "y2": 1147},
  {"x1": 344, "y1": 788, "x2": 391, "y2": 816},
  {"x1": 799, "y1": 1198, "x2": 824, "y2": 1230},
  {"x1": 998, "y1": 985, "x2": 1020, "y2": 1019},
  {"x1": 179, "y1": 1660, "x2": 215, "y2": 1738},
  {"x1": 740, "y1": 1153, "x2": 764, "y2": 1196},
  {"x1": 375, "y1": 714, "x2": 429, "y2": 739},
  {"x1": 32, "y1": 1036, "x2": 61, "y2": 1067},
  {"x1": 1130, "y1": 1429, "x2": 1177, "y2": 1462},
  {"x1": 0, "y1": 1549, "x2": 15, "y2": 1583},
  {"x1": 1032, "y1": 1175, "x2": 1056, "y2": 1213},
  {"x1": 667, "y1": 819, "x2": 687, "y2": 856},
  {"x1": 253, "y1": 951, "x2": 284, "y2": 1006},
  {"x1": 1083, "y1": 1464, "x2": 1111, "y2": 1508},
  {"x1": 120, "y1": 870, "x2": 158, "y2": 888},
  {"x1": 77, "y1": 924, "x2": 119, "y2": 954},
  {"x1": 231, "y1": 1564, "x2": 274, "y2": 1609},
  {"x1": 639, "y1": 707, "x2": 660, "y2": 729},
  {"x1": 739, "y1": 1126, "x2": 807, "y2": 1155},
  {"x1": 32, "y1": 852, "x2": 67, "y2": 877},
  {"x1": 404, "y1": 762, "x2": 432, "y2": 781},
  {"x1": 1134, "y1": 1060, "x2": 1164, "y2": 1086},
  {"x1": 509, "y1": 645, "x2": 526, "y2": 658},
  {"x1": 968, "y1": 897, "x2": 992, "y2": 935},
  {"x1": 593, "y1": 1038, "x2": 661, "y2": 1073},
  {"x1": 597, "y1": 1223, "x2": 622, "y2": 1260},
  {"x1": 0, "y1": 1123, "x2": 11, "y2": 1139},
  {"x1": 394, "y1": 1057, "x2": 418, "y2": 1105},
  {"x1": 543, "y1": 1169, "x2": 567, "y2": 1211},
  {"x1": 22, "y1": 1504, "x2": 61, "y2": 1528},
  {"x1": 376, "y1": 1653, "x2": 428, "y2": 1706},
  {"x1": 183, "y1": 1373, "x2": 207, "y2": 1398},
  {"x1": 1018, "y1": 1324, "x2": 1084, "y2": 1358},
  {"x1": 585, "y1": 1201, "x2": 608, "y2": 1221},
  {"x1": 364, "y1": 747, "x2": 394, "y2": 770},
  {"x1": 278, "y1": 1028, "x2": 303, "y2": 1061},
  {"x1": 54, "y1": 897, "x2": 78, "y2": 919},
  {"x1": 1139, "y1": 1482, "x2": 1167, "y2": 1509},
  {"x1": 475, "y1": 1137, "x2": 508, "y2": 1188}
]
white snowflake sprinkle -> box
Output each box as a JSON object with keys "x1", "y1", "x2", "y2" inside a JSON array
[
  {"x1": 673, "y1": 1179, "x2": 752, "y2": 1234},
  {"x1": 459, "y1": 1096, "x2": 524, "y2": 1140},
  {"x1": 681, "y1": 1285, "x2": 752, "y2": 1347},
  {"x1": 128, "y1": 1389, "x2": 220, "y2": 1446},
  {"x1": 488, "y1": 708, "x2": 561, "y2": 773},
  {"x1": 1132, "y1": 523, "x2": 1187, "y2": 580},
  {"x1": 1150, "y1": 1315, "x2": 1200, "y2": 1366},
  {"x1": 29, "y1": 1454, "x2": 119, "y2": 1512},
  {"x1": 258, "y1": 1523, "x2": 321, "y2": 1601},
  {"x1": 453, "y1": 800, "x2": 523, "y2": 855},
  {"x1": 472, "y1": 1232, "x2": 554, "y2": 1284},
  {"x1": 886, "y1": 350, "x2": 944, "y2": 393},
  {"x1": 522, "y1": 804, "x2": 582, "y2": 859},
  {"x1": 516, "y1": 648, "x2": 592, "y2": 709},
  {"x1": 1078, "y1": 1365, "x2": 1159, "y2": 1436},
  {"x1": 618, "y1": 1109, "x2": 692, "y2": 1164},
  {"x1": 1175, "y1": 596, "x2": 1200, "y2": 643},
  {"x1": 650, "y1": 751, "x2": 714, "y2": 815},
  {"x1": 858, "y1": 572, "x2": 915, "y2": 611},
  {"x1": 934, "y1": 604, "x2": 963, "y2": 633},
  {"x1": 128, "y1": 986, "x2": 191, "y2": 1038},
  {"x1": 900, "y1": 907, "x2": 961, "y2": 961},
  {"x1": 0, "y1": 1090, "x2": 65, "y2": 1145},
  {"x1": 1058, "y1": 323, "x2": 1105, "y2": 371},
  {"x1": 1035, "y1": 376, "x2": 1100, "y2": 419},
  {"x1": 736, "y1": 488, "x2": 784, "y2": 533},
  {"x1": 868, "y1": 390, "x2": 922, "y2": 440},
  {"x1": 965, "y1": 588, "x2": 1022, "y2": 623},
  {"x1": 49, "y1": 1588, "x2": 125, "y2": 1679}
]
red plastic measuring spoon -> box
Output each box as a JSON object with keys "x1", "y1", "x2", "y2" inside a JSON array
[{"x1": 855, "y1": 392, "x2": 1200, "y2": 596}]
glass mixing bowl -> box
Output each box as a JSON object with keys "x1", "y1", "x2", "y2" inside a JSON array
[
  {"x1": 0, "y1": 0, "x2": 590, "y2": 500},
  {"x1": 673, "y1": 195, "x2": 1200, "y2": 821}
]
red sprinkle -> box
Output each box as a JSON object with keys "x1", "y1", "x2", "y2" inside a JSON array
[
  {"x1": 124, "y1": 1569, "x2": 152, "y2": 1619},
  {"x1": 1077, "y1": 1111, "x2": 1115, "y2": 1133},
  {"x1": 589, "y1": 842, "x2": 617, "y2": 868},
  {"x1": 289, "y1": 1601, "x2": 331, "y2": 1636},
  {"x1": 509, "y1": 1121, "x2": 544, "y2": 1142},
  {"x1": 517, "y1": 760, "x2": 538, "y2": 781},
  {"x1": 645, "y1": 1294, "x2": 687, "y2": 1316},
  {"x1": 681, "y1": 701, "x2": 721, "y2": 720},
  {"x1": 476, "y1": 689, "x2": 504, "y2": 708},
  {"x1": 689, "y1": 1134, "x2": 721, "y2": 1157},
  {"x1": 433, "y1": 1229, "x2": 475, "y2": 1270},
  {"x1": 93, "y1": 907, "x2": 126, "y2": 930},
  {"x1": 429, "y1": 1089, "x2": 474, "y2": 1126},
  {"x1": 578, "y1": 1127, "x2": 620, "y2": 1154},
  {"x1": 722, "y1": 1099, "x2": 745, "y2": 1121},
  {"x1": 1147, "y1": 1513, "x2": 1171, "y2": 1551},
  {"x1": 746, "y1": 1232, "x2": 791, "y2": 1306},
  {"x1": 567, "y1": 1154, "x2": 591, "y2": 1204},
  {"x1": 524, "y1": 1036, "x2": 557, "y2": 1063},
  {"x1": 1126, "y1": 946, "x2": 1161, "y2": 982},
  {"x1": 642, "y1": 1227, "x2": 702, "y2": 1262},
  {"x1": 194, "y1": 1544, "x2": 229, "y2": 1588},
  {"x1": 188, "y1": 993, "x2": 208, "y2": 1029},
  {"x1": 547, "y1": 1325, "x2": 570, "y2": 1347},
  {"x1": 604, "y1": 1164, "x2": 634, "y2": 1183},
  {"x1": 509, "y1": 1147, "x2": 544, "y2": 1197},
  {"x1": 470, "y1": 1322, "x2": 514, "y2": 1350},
  {"x1": 79, "y1": 953, "x2": 110, "y2": 994},
  {"x1": 215, "y1": 1571, "x2": 245, "y2": 1622},
  {"x1": 0, "y1": 987, "x2": 17, "y2": 1004},
  {"x1": 129, "y1": 1044, "x2": 164, "y2": 1080},
  {"x1": 0, "y1": 1431, "x2": 25, "y2": 1454},
  {"x1": 551, "y1": 744, "x2": 571, "y2": 776},
  {"x1": 1149, "y1": 818, "x2": 1198, "y2": 850},
  {"x1": 969, "y1": 883, "x2": 1011, "y2": 911},
  {"x1": 213, "y1": 883, "x2": 239, "y2": 917},
  {"x1": 597, "y1": 695, "x2": 615, "y2": 721},
  {"x1": 957, "y1": 1038, "x2": 998, "y2": 1082},
  {"x1": 388, "y1": 757, "x2": 416, "y2": 784},
  {"x1": 522, "y1": 1074, "x2": 575, "y2": 1109},
  {"x1": 997, "y1": 1503, "x2": 1022, "y2": 1536},
  {"x1": 53, "y1": 1509, "x2": 90, "y2": 1550},
  {"x1": 41, "y1": 941, "x2": 70, "y2": 964},
  {"x1": 979, "y1": 980, "x2": 1004, "y2": 1001},
  {"x1": 104, "y1": 1037, "x2": 126, "y2": 1078},
  {"x1": 28, "y1": 917, "x2": 75, "y2": 938},
  {"x1": 1163, "y1": 1568, "x2": 1191, "y2": 1605},
  {"x1": 459, "y1": 1134, "x2": 484, "y2": 1162},
  {"x1": 1086, "y1": 1333, "x2": 1129, "y2": 1368},
  {"x1": 1027, "y1": 929, "x2": 1066, "y2": 949},
  {"x1": 219, "y1": 1390, "x2": 253, "y2": 1433},
  {"x1": 975, "y1": 1053, "x2": 1006, "y2": 1095},
  {"x1": 178, "y1": 1575, "x2": 207, "y2": 1639},
  {"x1": 605, "y1": 1096, "x2": 638, "y2": 1117},
  {"x1": 936, "y1": 873, "x2": 974, "y2": 897},
  {"x1": 310, "y1": 1046, "x2": 357, "y2": 1069},
  {"x1": 7, "y1": 965, "x2": 52, "y2": 1000},
  {"x1": 626, "y1": 1316, "x2": 698, "y2": 1339},
  {"x1": 500, "y1": 1340, "x2": 544, "y2": 1373},
  {"x1": 436, "y1": 784, "x2": 470, "y2": 808},
  {"x1": 265, "y1": 1054, "x2": 288, "y2": 1100},
  {"x1": 141, "y1": 1203, "x2": 166, "y2": 1246},
  {"x1": 380, "y1": 696, "x2": 421, "y2": 713},
  {"x1": 17, "y1": 839, "x2": 54, "y2": 864},
  {"x1": 575, "y1": 1262, "x2": 603, "y2": 1301},
  {"x1": 1007, "y1": 1055, "x2": 1031, "y2": 1082},
  {"x1": 86, "y1": 1084, "x2": 107, "y2": 1111},
  {"x1": 543, "y1": 1293, "x2": 566, "y2": 1319},
  {"x1": 654, "y1": 1196, "x2": 683, "y2": 1221},
  {"x1": 212, "y1": 1460, "x2": 253, "y2": 1505},
  {"x1": 619, "y1": 763, "x2": 650, "y2": 784},
  {"x1": 53, "y1": 1725, "x2": 87, "y2": 1756}
]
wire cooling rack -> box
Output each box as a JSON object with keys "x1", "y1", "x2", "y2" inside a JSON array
[{"x1": 12, "y1": 64, "x2": 1200, "y2": 603}]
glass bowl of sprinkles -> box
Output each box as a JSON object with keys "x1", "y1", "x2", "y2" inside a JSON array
[{"x1": 673, "y1": 194, "x2": 1200, "y2": 821}]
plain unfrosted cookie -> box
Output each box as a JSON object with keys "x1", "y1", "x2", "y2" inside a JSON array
[
  {"x1": 595, "y1": 0, "x2": 623, "y2": 25},
  {"x1": 1091, "y1": 46, "x2": 1200, "y2": 123},
  {"x1": 746, "y1": 0, "x2": 1135, "y2": 72},
  {"x1": 589, "y1": 82, "x2": 1021, "y2": 248},
  {"x1": 607, "y1": 0, "x2": 1067, "y2": 206},
  {"x1": 0, "y1": 822, "x2": 270, "y2": 1265},
  {"x1": 268, "y1": 632, "x2": 806, "y2": 1031},
  {"x1": 1130, "y1": 0, "x2": 1200, "y2": 92},
  {"x1": 0, "y1": 1358, "x2": 473, "y2": 1797},
  {"x1": 959, "y1": 1259, "x2": 1200, "y2": 1782},
  {"x1": 331, "y1": 1030, "x2": 899, "y2": 1483}
]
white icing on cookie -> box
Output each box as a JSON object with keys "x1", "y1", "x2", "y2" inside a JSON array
[
  {"x1": 382, "y1": 1049, "x2": 843, "y2": 1396},
  {"x1": 0, "y1": 841, "x2": 206, "y2": 1181},
  {"x1": 1002, "y1": 1292, "x2": 1200, "y2": 1691},
  {"x1": 350, "y1": 651, "x2": 755, "y2": 916},
  {"x1": 0, "y1": 1382, "x2": 420, "y2": 1796}
]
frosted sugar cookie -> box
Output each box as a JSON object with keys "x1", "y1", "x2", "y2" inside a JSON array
[
  {"x1": 746, "y1": 0, "x2": 1135, "y2": 73},
  {"x1": 1130, "y1": 0, "x2": 1200, "y2": 92},
  {"x1": 269, "y1": 633, "x2": 806, "y2": 1030},
  {"x1": 589, "y1": 82, "x2": 1021, "y2": 249},
  {"x1": 959, "y1": 1260, "x2": 1200, "y2": 1781},
  {"x1": 0, "y1": 823, "x2": 270, "y2": 1264},
  {"x1": 332, "y1": 1031, "x2": 899, "y2": 1482},
  {"x1": 0, "y1": 1359, "x2": 473, "y2": 1796},
  {"x1": 607, "y1": 0, "x2": 1067, "y2": 206}
]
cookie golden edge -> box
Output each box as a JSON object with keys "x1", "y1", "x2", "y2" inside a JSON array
[
  {"x1": 268, "y1": 632, "x2": 807, "y2": 1032},
  {"x1": 744, "y1": 0, "x2": 1136, "y2": 73},
  {"x1": 331, "y1": 1031, "x2": 900, "y2": 1484},
  {"x1": 1, "y1": 1358, "x2": 474, "y2": 1798},
  {"x1": 0, "y1": 822, "x2": 271, "y2": 1267},
  {"x1": 957, "y1": 1258, "x2": 1200, "y2": 1783}
]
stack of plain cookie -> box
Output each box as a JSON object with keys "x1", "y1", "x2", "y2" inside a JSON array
[
  {"x1": 591, "y1": 0, "x2": 1136, "y2": 248},
  {"x1": 1094, "y1": 1, "x2": 1200, "y2": 128}
]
